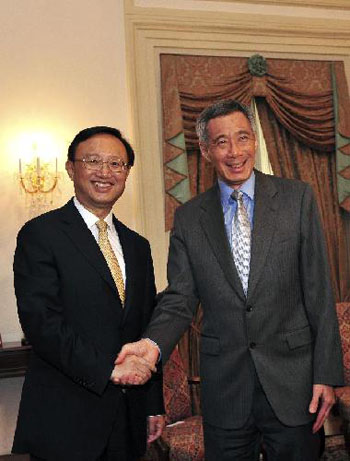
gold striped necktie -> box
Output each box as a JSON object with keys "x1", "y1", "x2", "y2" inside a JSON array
[{"x1": 96, "y1": 219, "x2": 125, "y2": 306}]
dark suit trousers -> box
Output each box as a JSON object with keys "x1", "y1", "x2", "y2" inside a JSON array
[
  {"x1": 203, "y1": 373, "x2": 320, "y2": 461},
  {"x1": 98, "y1": 393, "x2": 139, "y2": 461},
  {"x1": 30, "y1": 394, "x2": 139, "y2": 461}
]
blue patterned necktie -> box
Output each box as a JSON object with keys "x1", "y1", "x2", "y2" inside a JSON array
[{"x1": 231, "y1": 190, "x2": 251, "y2": 296}]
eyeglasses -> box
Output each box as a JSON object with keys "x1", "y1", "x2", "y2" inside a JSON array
[{"x1": 75, "y1": 157, "x2": 130, "y2": 173}]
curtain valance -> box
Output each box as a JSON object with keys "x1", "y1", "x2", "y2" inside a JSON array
[{"x1": 161, "y1": 54, "x2": 350, "y2": 230}]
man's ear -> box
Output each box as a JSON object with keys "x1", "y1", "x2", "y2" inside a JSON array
[
  {"x1": 199, "y1": 142, "x2": 211, "y2": 162},
  {"x1": 65, "y1": 160, "x2": 74, "y2": 181}
]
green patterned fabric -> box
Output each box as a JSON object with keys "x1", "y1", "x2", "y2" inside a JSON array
[
  {"x1": 332, "y1": 64, "x2": 350, "y2": 210},
  {"x1": 165, "y1": 132, "x2": 191, "y2": 205}
]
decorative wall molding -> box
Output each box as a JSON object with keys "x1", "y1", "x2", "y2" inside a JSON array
[
  {"x1": 197, "y1": 0, "x2": 350, "y2": 10},
  {"x1": 124, "y1": 0, "x2": 350, "y2": 288}
]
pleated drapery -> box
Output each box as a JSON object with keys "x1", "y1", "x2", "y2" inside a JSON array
[
  {"x1": 256, "y1": 98, "x2": 349, "y2": 302},
  {"x1": 161, "y1": 54, "x2": 350, "y2": 230},
  {"x1": 160, "y1": 54, "x2": 350, "y2": 400}
]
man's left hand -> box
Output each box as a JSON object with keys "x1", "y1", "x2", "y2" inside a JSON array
[
  {"x1": 309, "y1": 384, "x2": 335, "y2": 433},
  {"x1": 147, "y1": 415, "x2": 165, "y2": 443}
]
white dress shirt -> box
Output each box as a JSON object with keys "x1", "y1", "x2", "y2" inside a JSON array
[{"x1": 73, "y1": 197, "x2": 126, "y2": 284}]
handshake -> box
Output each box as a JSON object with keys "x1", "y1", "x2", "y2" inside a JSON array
[{"x1": 110, "y1": 338, "x2": 160, "y2": 386}]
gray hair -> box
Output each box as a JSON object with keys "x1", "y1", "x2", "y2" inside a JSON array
[{"x1": 196, "y1": 99, "x2": 256, "y2": 145}]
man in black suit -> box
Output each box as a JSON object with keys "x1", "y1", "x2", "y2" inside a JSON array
[
  {"x1": 117, "y1": 100, "x2": 344, "y2": 460},
  {"x1": 12, "y1": 126, "x2": 164, "y2": 461}
]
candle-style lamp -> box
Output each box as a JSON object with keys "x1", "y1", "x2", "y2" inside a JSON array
[{"x1": 19, "y1": 142, "x2": 58, "y2": 195}]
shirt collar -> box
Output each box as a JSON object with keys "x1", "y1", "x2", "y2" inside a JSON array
[
  {"x1": 218, "y1": 171, "x2": 255, "y2": 207},
  {"x1": 73, "y1": 197, "x2": 114, "y2": 230}
]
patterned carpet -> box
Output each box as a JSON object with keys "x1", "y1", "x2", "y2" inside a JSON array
[
  {"x1": 1, "y1": 437, "x2": 349, "y2": 460},
  {"x1": 321, "y1": 435, "x2": 350, "y2": 461},
  {"x1": 143, "y1": 434, "x2": 350, "y2": 460}
]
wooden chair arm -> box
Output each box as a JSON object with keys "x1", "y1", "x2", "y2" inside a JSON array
[{"x1": 188, "y1": 375, "x2": 200, "y2": 385}]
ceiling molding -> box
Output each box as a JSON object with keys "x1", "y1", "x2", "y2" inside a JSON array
[{"x1": 125, "y1": 9, "x2": 350, "y2": 43}]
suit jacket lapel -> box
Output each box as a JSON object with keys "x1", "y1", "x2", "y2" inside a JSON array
[
  {"x1": 248, "y1": 171, "x2": 278, "y2": 299},
  {"x1": 58, "y1": 200, "x2": 120, "y2": 300},
  {"x1": 199, "y1": 185, "x2": 246, "y2": 301}
]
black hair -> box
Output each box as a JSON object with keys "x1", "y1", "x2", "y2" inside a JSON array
[
  {"x1": 67, "y1": 126, "x2": 135, "y2": 166},
  {"x1": 196, "y1": 99, "x2": 256, "y2": 144}
]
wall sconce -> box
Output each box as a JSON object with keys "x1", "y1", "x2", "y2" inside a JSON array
[
  {"x1": 15, "y1": 133, "x2": 63, "y2": 212},
  {"x1": 19, "y1": 146, "x2": 58, "y2": 195}
]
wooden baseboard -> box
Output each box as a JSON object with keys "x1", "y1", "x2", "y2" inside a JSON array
[{"x1": 0, "y1": 455, "x2": 29, "y2": 460}]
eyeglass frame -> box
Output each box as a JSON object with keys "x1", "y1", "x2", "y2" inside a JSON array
[{"x1": 74, "y1": 157, "x2": 131, "y2": 173}]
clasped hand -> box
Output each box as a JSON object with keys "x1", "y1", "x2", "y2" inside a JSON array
[{"x1": 110, "y1": 339, "x2": 160, "y2": 386}]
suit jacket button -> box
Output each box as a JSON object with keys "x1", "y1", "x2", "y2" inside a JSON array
[
  {"x1": 246, "y1": 305, "x2": 253, "y2": 312},
  {"x1": 249, "y1": 342, "x2": 256, "y2": 349}
]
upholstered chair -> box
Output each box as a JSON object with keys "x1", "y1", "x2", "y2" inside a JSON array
[
  {"x1": 334, "y1": 302, "x2": 350, "y2": 447},
  {"x1": 143, "y1": 347, "x2": 204, "y2": 461}
]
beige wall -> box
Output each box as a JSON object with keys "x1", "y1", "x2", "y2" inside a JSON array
[
  {"x1": 0, "y1": 0, "x2": 133, "y2": 454},
  {"x1": 0, "y1": 0, "x2": 134, "y2": 344}
]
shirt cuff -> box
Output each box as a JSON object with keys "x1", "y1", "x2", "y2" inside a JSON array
[{"x1": 144, "y1": 337, "x2": 162, "y2": 362}]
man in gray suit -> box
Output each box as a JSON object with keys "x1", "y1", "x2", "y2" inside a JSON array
[{"x1": 117, "y1": 99, "x2": 343, "y2": 460}]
